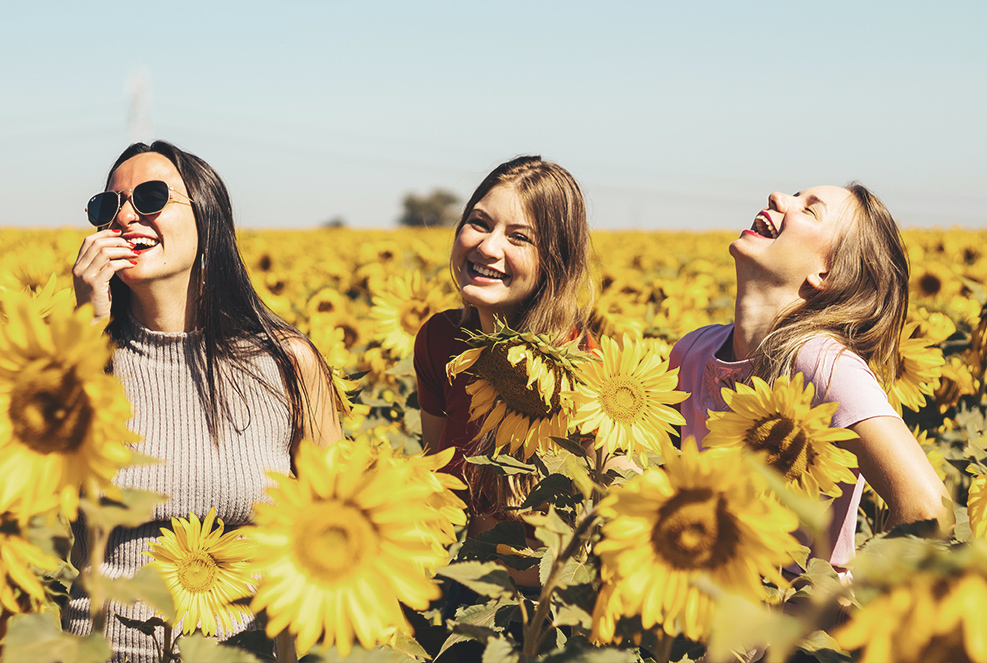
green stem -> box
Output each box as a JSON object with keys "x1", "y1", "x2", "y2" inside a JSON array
[
  {"x1": 162, "y1": 623, "x2": 174, "y2": 663},
  {"x1": 519, "y1": 510, "x2": 599, "y2": 661},
  {"x1": 275, "y1": 630, "x2": 299, "y2": 663},
  {"x1": 86, "y1": 515, "x2": 109, "y2": 637}
]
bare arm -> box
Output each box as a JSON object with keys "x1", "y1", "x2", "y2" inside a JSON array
[
  {"x1": 843, "y1": 415, "x2": 953, "y2": 533},
  {"x1": 72, "y1": 228, "x2": 137, "y2": 321},
  {"x1": 286, "y1": 337, "x2": 343, "y2": 453},
  {"x1": 420, "y1": 410, "x2": 446, "y2": 456}
]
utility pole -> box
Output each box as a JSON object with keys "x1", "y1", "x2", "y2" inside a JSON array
[{"x1": 128, "y1": 69, "x2": 153, "y2": 144}]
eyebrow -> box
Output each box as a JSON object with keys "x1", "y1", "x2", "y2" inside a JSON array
[
  {"x1": 794, "y1": 192, "x2": 827, "y2": 209},
  {"x1": 469, "y1": 208, "x2": 534, "y2": 231}
]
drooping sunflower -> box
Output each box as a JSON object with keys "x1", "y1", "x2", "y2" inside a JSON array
[
  {"x1": 244, "y1": 439, "x2": 456, "y2": 656},
  {"x1": 143, "y1": 507, "x2": 255, "y2": 636},
  {"x1": 446, "y1": 321, "x2": 585, "y2": 460},
  {"x1": 884, "y1": 322, "x2": 945, "y2": 414},
  {"x1": 704, "y1": 373, "x2": 858, "y2": 501},
  {"x1": 969, "y1": 474, "x2": 987, "y2": 541},
  {"x1": 0, "y1": 292, "x2": 139, "y2": 520},
  {"x1": 569, "y1": 334, "x2": 688, "y2": 464},
  {"x1": 592, "y1": 444, "x2": 800, "y2": 642},
  {"x1": 835, "y1": 538, "x2": 987, "y2": 663},
  {"x1": 0, "y1": 511, "x2": 61, "y2": 617},
  {"x1": 370, "y1": 271, "x2": 457, "y2": 358}
]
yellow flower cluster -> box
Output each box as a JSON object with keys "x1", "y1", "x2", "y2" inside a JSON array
[{"x1": 4, "y1": 224, "x2": 987, "y2": 660}]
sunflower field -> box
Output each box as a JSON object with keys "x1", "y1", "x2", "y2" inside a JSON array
[{"x1": 3, "y1": 225, "x2": 987, "y2": 663}]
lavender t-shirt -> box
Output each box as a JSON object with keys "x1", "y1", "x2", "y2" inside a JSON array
[{"x1": 669, "y1": 324, "x2": 898, "y2": 568}]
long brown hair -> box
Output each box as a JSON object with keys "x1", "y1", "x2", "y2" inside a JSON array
[
  {"x1": 751, "y1": 182, "x2": 909, "y2": 385},
  {"x1": 455, "y1": 155, "x2": 594, "y2": 343},
  {"x1": 455, "y1": 156, "x2": 594, "y2": 515}
]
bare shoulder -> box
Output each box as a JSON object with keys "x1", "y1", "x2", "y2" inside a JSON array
[{"x1": 275, "y1": 331, "x2": 324, "y2": 375}]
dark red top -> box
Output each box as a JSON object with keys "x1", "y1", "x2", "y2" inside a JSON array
[{"x1": 414, "y1": 309, "x2": 480, "y2": 482}]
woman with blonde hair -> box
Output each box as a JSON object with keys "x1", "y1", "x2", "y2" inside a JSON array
[{"x1": 670, "y1": 182, "x2": 951, "y2": 570}]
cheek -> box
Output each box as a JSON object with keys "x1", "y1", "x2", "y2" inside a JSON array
[{"x1": 515, "y1": 249, "x2": 541, "y2": 285}]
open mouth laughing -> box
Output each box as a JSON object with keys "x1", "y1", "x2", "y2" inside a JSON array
[{"x1": 752, "y1": 212, "x2": 778, "y2": 239}]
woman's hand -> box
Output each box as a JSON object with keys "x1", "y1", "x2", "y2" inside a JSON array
[{"x1": 72, "y1": 228, "x2": 136, "y2": 322}]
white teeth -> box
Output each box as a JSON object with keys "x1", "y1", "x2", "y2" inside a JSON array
[
  {"x1": 130, "y1": 237, "x2": 160, "y2": 248},
  {"x1": 752, "y1": 213, "x2": 778, "y2": 239},
  {"x1": 471, "y1": 262, "x2": 505, "y2": 279}
]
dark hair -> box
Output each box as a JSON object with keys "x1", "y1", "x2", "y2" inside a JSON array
[
  {"x1": 454, "y1": 155, "x2": 594, "y2": 343},
  {"x1": 104, "y1": 140, "x2": 332, "y2": 441}
]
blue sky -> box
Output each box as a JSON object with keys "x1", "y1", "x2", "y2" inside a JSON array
[{"x1": 1, "y1": 1, "x2": 983, "y2": 230}]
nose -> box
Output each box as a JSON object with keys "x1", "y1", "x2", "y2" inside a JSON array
[
  {"x1": 767, "y1": 191, "x2": 791, "y2": 213},
  {"x1": 111, "y1": 193, "x2": 140, "y2": 230},
  {"x1": 475, "y1": 230, "x2": 505, "y2": 259}
]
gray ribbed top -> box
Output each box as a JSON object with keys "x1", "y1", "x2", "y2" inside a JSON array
[{"x1": 63, "y1": 316, "x2": 293, "y2": 662}]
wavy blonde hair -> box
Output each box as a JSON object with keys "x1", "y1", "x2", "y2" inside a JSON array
[{"x1": 750, "y1": 182, "x2": 909, "y2": 385}]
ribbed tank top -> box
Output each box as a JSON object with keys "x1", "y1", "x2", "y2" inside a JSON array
[{"x1": 62, "y1": 316, "x2": 293, "y2": 662}]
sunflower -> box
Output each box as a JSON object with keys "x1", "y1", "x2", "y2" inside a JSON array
[
  {"x1": 0, "y1": 293, "x2": 139, "y2": 520},
  {"x1": 143, "y1": 507, "x2": 255, "y2": 636},
  {"x1": 884, "y1": 322, "x2": 945, "y2": 414},
  {"x1": 703, "y1": 373, "x2": 858, "y2": 501},
  {"x1": 935, "y1": 355, "x2": 977, "y2": 414},
  {"x1": 244, "y1": 439, "x2": 456, "y2": 656},
  {"x1": 569, "y1": 334, "x2": 688, "y2": 464},
  {"x1": 969, "y1": 475, "x2": 987, "y2": 541},
  {"x1": 369, "y1": 270, "x2": 457, "y2": 358},
  {"x1": 835, "y1": 539, "x2": 987, "y2": 663},
  {"x1": 446, "y1": 321, "x2": 585, "y2": 460},
  {"x1": 0, "y1": 273, "x2": 74, "y2": 322},
  {"x1": 592, "y1": 444, "x2": 799, "y2": 642},
  {"x1": 0, "y1": 511, "x2": 61, "y2": 617},
  {"x1": 377, "y1": 445, "x2": 468, "y2": 548}
]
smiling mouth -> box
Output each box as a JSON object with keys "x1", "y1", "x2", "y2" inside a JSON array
[
  {"x1": 128, "y1": 236, "x2": 160, "y2": 254},
  {"x1": 752, "y1": 213, "x2": 778, "y2": 239},
  {"x1": 467, "y1": 261, "x2": 507, "y2": 281}
]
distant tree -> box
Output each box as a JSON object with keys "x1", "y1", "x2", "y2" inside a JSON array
[
  {"x1": 322, "y1": 215, "x2": 347, "y2": 228},
  {"x1": 398, "y1": 189, "x2": 462, "y2": 227}
]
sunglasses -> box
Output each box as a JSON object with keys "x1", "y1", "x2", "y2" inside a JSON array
[{"x1": 85, "y1": 180, "x2": 194, "y2": 227}]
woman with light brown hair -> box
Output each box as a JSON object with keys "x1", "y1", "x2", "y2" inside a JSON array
[
  {"x1": 413, "y1": 155, "x2": 594, "y2": 579},
  {"x1": 670, "y1": 182, "x2": 952, "y2": 571}
]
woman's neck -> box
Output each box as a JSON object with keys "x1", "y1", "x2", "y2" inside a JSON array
[
  {"x1": 128, "y1": 280, "x2": 198, "y2": 333},
  {"x1": 731, "y1": 278, "x2": 803, "y2": 362}
]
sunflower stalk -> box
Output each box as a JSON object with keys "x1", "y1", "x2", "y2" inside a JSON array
[
  {"x1": 519, "y1": 509, "x2": 599, "y2": 661},
  {"x1": 84, "y1": 517, "x2": 111, "y2": 637},
  {"x1": 160, "y1": 622, "x2": 176, "y2": 663}
]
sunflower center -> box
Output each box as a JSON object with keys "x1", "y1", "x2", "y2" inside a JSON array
[
  {"x1": 9, "y1": 361, "x2": 92, "y2": 454},
  {"x1": 744, "y1": 415, "x2": 814, "y2": 481},
  {"x1": 599, "y1": 376, "x2": 645, "y2": 422},
  {"x1": 473, "y1": 344, "x2": 558, "y2": 419},
  {"x1": 651, "y1": 487, "x2": 739, "y2": 570},
  {"x1": 919, "y1": 273, "x2": 942, "y2": 297},
  {"x1": 401, "y1": 302, "x2": 431, "y2": 335},
  {"x1": 292, "y1": 503, "x2": 379, "y2": 583},
  {"x1": 177, "y1": 551, "x2": 219, "y2": 593}
]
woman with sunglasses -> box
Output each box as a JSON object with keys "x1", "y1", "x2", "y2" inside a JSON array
[{"x1": 66, "y1": 141, "x2": 342, "y2": 659}]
